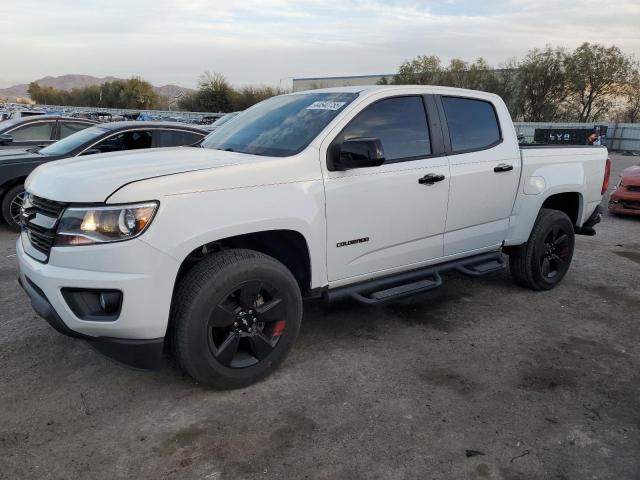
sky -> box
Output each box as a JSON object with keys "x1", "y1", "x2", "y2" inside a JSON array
[{"x1": 1, "y1": 0, "x2": 639, "y2": 89}]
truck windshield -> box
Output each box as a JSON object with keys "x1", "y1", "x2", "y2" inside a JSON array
[
  {"x1": 39, "y1": 126, "x2": 107, "y2": 156},
  {"x1": 201, "y1": 92, "x2": 357, "y2": 157}
]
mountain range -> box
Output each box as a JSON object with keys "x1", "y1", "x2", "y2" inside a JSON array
[{"x1": 0, "y1": 74, "x2": 194, "y2": 101}]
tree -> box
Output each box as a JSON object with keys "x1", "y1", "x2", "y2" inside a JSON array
[
  {"x1": 231, "y1": 85, "x2": 285, "y2": 111},
  {"x1": 178, "y1": 72, "x2": 234, "y2": 112},
  {"x1": 99, "y1": 78, "x2": 159, "y2": 110},
  {"x1": 393, "y1": 55, "x2": 443, "y2": 85},
  {"x1": 614, "y1": 72, "x2": 640, "y2": 123},
  {"x1": 517, "y1": 46, "x2": 568, "y2": 122},
  {"x1": 564, "y1": 42, "x2": 635, "y2": 122},
  {"x1": 178, "y1": 73, "x2": 284, "y2": 112},
  {"x1": 482, "y1": 58, "x2": 525, "y2": 120},
  {"x1": 28, "y1": 77, "x2": 160, "y2": 109}
]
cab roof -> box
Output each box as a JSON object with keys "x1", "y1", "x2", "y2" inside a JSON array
[{"x1": 292, "y1": 84, "x2": 500, "y2": 100}]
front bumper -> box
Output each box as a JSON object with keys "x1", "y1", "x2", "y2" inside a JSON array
[
  {"x1": 609, "y1": 188, "x2": 640, "y2": 216},
  {"x1": 16, "y1": 236, "x2": 180, "y2": 369}
]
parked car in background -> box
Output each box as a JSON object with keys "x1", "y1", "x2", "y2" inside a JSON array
[
  {"x1": 72, "y1": 111, "x2": 114, "y2": 123},
  {"x1": 203, "y1": 111, "x2": 240, "y2": 132},
  {"x1": 8, "y1": 110, "x2": 47, "y2": 119},
  {"x1": 199, "y1": 114, "x2": 225, "y2": 125},
  {"x1": 16, "y1": 86, "x2": 609, "y2": 388},
  {"x1": 1, "y1": 121, "x2": 207, "y2": 230},
  {"x1": 609, "y1": 164, "x2": 640, "y2": 216},
  {"x1": 0, "y1": 116, "x2": 97, "y2": 150}
]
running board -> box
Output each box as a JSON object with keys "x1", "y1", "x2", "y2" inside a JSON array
[{"x1": 325, "y1": 252, "x2": 506, "y2": 305}]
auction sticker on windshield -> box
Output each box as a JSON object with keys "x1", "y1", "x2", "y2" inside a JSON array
[{"x1": 306, "y1": 101, "x2": 346, "y2": 110}]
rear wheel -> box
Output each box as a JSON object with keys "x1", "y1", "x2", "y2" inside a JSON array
[
  {"x1": 171, "y1": 249, "x2": 302, "y2": 389},
  {"x1": 509, "y1": 208, "x2": 575, "y2": 290},
  {"x1": 1, "y1": 184, "x2": 25, "y2": 231}
]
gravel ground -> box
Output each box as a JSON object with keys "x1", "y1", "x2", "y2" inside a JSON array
[{"x1": 0, "y1": 153, "x2": 639, "y2": 480}]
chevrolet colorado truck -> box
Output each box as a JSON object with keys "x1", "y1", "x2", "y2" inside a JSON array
[{"x1": 17, "y1": 86, "x2": 610, "y2": 389}]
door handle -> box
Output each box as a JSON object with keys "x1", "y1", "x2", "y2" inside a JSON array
[
  {"x1": 494, "y1": 163, "x2": 514, "y2": 172},
  {"x1": 418, "y1": 173, "x2": 446, "y2": 185}
]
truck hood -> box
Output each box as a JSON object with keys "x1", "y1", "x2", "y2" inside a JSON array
[{"x1": 25, "y1": 147, "x2": 242, "y2": 202}]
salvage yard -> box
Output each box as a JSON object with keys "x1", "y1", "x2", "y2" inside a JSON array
[{"x1": 0, "y1": 152, "x2": 638, "y2": 479}]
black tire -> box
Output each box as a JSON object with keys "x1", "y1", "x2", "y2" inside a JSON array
[
  {"x1": 1, "y1": 184, "x2": 25, "y2": 231},
  {"x1": 508, "y1": 208, "x2": 575, "y2": 290},
  {"x1": 171, "y1": 249, "x2": 302, "y2": 389}
]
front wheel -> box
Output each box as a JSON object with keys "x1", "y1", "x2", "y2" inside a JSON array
[
  {"x1": 1, "y1": 184, "x2": 25, "y2": 231},
  {"x1": 171, "y1": 249, "x2": 302, "y2": 389},
  {"x1": 508, "y1": 208, "x2": 575, "y2": 290}
]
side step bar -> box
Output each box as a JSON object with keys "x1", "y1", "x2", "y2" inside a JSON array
[{"x1": 325, "y1": 251, "x2": 507, "y2": 305}]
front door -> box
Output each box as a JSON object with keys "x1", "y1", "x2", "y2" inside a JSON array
[{"x1": 324, "y1": 95, "x2": 451, "y2": 283}]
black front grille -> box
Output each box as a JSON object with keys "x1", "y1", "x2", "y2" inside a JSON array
[
  {"x1": 627, "y1": 185, "x2": 640, "y2": 193},
  {"x1": 22, "y1": 195, "x2": 68, "y2": 260},
  {"x1": 31, "y1": 196, "x2": 67, "y2": 217}
]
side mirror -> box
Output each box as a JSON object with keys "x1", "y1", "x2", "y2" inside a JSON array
[
  {"x1": 0, "y1": 134, "x2": 13, "y2": 146},
  {"x1": 331, "y1": 137, "x2": 385, "y2": 171}
]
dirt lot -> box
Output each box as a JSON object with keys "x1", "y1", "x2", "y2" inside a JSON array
[{"x1": 1, "y1": 153, "x2": 639, "y2": 480}]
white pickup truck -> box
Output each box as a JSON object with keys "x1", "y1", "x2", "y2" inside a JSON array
[{"x1": 17, "y1": 86, "x2": 610, "y2": 388}]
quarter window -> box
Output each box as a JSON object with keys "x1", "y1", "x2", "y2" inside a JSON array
[
  {"x1": 441, "y1": 97, "x2": 501, "y2": 152},
  {"x1": 8, "y1": 122, "x2": 54, "y2": 141},
  {"x1": 155, "y1": 130, "x2": 204, "y2": 147},
  {"x1": 341, "y1": 97, "x2": 431, "y2": 161}
]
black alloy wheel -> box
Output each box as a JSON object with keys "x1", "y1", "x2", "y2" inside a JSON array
[
  {"x1": 538, "y1": 226, "x2": 572, "y2": 280},
  {"x1": 208, "y1": 281, "x2": 288, "y2": 369}
]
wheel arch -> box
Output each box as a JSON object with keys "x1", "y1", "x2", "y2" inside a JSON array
[
  {"x1": 505, "y1": 188, "x2": 585, "y2": 247},
  {"x1": 0, "y1": 175, "x2": 27, "y2": 201},
  {"x1": 540, "y1": 191, "x2": 584, "y2": 227},
  {"x1": 172, "y1": 229, "x2": 313, "y2": 299}
]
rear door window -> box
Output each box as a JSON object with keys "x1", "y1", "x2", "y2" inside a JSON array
[
  {"x1": 340, "y1": 96, "x2": 431, "y2": 162},
  {"x1": 59, "y1": 121, "x2": 92, "y2": 138},
  {"x1": 92, "y1": 130, "x2": 153, "y2": 153},
  {"x1": 155, "y1": 130, "x2": 204, "y2": 147},
  {"x1": 441, "y1": 97, "x2": 501, "y2": 152}
]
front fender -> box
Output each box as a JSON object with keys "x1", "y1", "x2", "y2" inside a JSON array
[{"x1": 136, "y1": 182, "x2": 328, "y2": 289}]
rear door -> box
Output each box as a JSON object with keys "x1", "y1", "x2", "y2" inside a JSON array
[
  {"x1": 324, "y1": 94, "x2": 451, "y2": 282},
  {"x1": 437, "y1": 95, "x2": 521, "y2": 256}
]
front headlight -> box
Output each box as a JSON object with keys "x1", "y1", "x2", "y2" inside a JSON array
[{"x1": 54, "y1": 202, "x2": 158, "y2": 246}]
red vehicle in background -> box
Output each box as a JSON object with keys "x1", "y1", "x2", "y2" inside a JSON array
[{"x1": 609, "y1": 165, "x2": 640, "y2": 216}]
